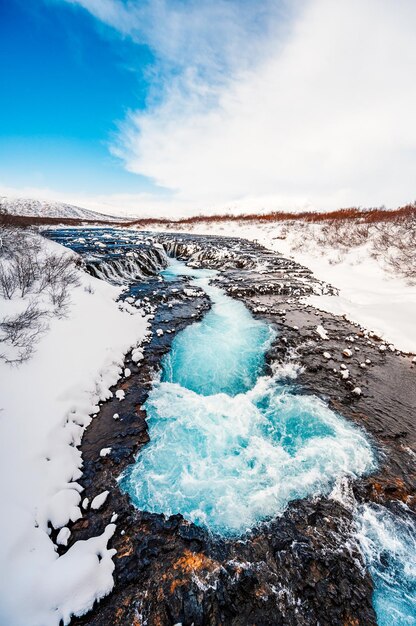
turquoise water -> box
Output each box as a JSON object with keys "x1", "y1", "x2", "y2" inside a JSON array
[
  {"x1": 356, "y1": 504, "x2": 416, "y2": 626},
  {"x1": 162, "y1": 262, "x2": 273, "y2": 396},
  {"x1": 121, "y1": 260, "x2": 375, "y2": 535}
]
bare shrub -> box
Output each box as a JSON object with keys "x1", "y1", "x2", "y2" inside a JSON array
[
  {"x1": 0, "y1": 265, "x2": 17, "y2": 299},
  {"x1": 0, "y1": 227, "x2": 33, "y2": 259},
  {"x1": 0, "y1": 301, "x2": 48, "y2": 364},
  {"x1": 13, "y1": 253, "x2": 39, "y2": 297},
  {"x1": 0, "y1": 229, "x2": 81, "y2": 362},
  {"x1": 38, "y1": 253, "x2": 79, "y2": 293}
]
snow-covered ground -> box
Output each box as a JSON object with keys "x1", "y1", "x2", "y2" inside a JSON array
[
  {"x1": 150, "y1": 220, "x2": 416, "y2": 354},
  {"x1": 0, "y1": 235, "x2": 148, "y2": 626}
]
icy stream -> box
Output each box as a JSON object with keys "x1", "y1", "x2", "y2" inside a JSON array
[{"x1": 121, "y1": 261, "x2": 375, "y2": 534}]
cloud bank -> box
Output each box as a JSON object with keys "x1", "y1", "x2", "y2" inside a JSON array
[{"x1": 63, "y1": 0, "x2": 416, "y2": 214}]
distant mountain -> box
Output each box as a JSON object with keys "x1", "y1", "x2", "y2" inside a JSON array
[{"x1": 0, "y1": 196, "x2": 121, "y2": 221}]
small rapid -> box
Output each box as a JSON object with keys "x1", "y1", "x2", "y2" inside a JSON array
[
  {"x1": 120, "y1": 260, "x2": 375, "y2": 535},
  {"x1": 355, "y1": 504, "x2": 416, "y2": 626}
]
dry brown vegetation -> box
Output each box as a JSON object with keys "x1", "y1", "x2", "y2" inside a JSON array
[
  {"x1": 127, "y1": 202, "x2": 416, "y2": 228},
  {"x1": 1, "y1": 202, "x2": 415, "y2": 230}
]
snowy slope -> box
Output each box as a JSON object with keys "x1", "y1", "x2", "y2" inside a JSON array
[
  {"x1": 0, "y1": 196, "x2": 118, "y2": 221},
  {"x1": 0, "y1": 236, "x2": 149, "y2": 626},
  {"x1": 146, "y1": 220, "x2": 416, "y2": 354}
]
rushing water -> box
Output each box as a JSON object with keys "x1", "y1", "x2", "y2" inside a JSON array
[
  {"x1": 355, "y1": 504, "x2": 416, "y2": 626},
  {"x1": 120, "y1": 260, "x2": 375, "y2": 535},
  {"x1": 44, "y1": 230, "x2": 416, "y2": 624}
]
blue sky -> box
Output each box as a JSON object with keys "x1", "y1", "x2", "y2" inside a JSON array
[
  {"x1": 0, "y1": 0, "x2": 165, "y2": 200},
  {"x1": 1, "y1": 0, "x2": 415, "y2": 217}
]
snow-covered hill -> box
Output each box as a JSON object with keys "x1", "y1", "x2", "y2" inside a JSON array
[{"x1": 0, "y1": 196, "x2": 119, "y2": 221}]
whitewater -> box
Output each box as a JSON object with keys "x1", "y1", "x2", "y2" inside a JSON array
[{"x1": 121, "y1": 260, "x2": 375, "y2": 535}]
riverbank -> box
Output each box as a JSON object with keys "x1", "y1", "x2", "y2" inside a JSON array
[{"x1": 0, "y1": 233, "x2": 149, "y2": 626}]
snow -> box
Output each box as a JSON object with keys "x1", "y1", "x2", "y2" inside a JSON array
[
  {"x1": 0, "y1": 236, "x2": 148, "y2": 625},
  {"x1": 91, "y1": 491, "x2": 109, "y2": 510},
  {"x1": 0, "y1": 196, "x2": 117, "y2": 221},
  {"x1": 155, "y1": 221, "x2": 416, "y2": 354},
  {"x1": 132, "y1": 347, "x2": 144, "y2": 363},
  {"x1": 115, "y1": 389, "x2": 125, "y2": 401},
  {"x1": 56, "y1": 527, "x2": 71, "y2": 547},
  {"x1": 316, "y1": 325, "x2": 329, "y2": 340},
  {"x1": 99, "y1": 448, "x2": 112, "y2": 458}
]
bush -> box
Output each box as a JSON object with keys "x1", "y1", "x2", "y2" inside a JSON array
[
  {"x1": 0, "y1": 301, "x2": 48, "y2": 363},
  {"x1": 0, "y1": 229, "x2": 80, "y2": 363}
]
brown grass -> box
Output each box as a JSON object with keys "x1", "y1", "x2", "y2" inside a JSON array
[
  {"x1": 127, "y1": 202, "x2": 416, "y2": 227},
  {"x1": 0, "y1": 213, "x2": 122, "y2": 229},
  {"x1": 2, "y1": 202, "x2": 415, "y2": 229}
]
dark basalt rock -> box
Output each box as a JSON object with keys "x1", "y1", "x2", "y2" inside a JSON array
[{"x1": 43, "y1": 228, "x2": 415, "y2": 626}]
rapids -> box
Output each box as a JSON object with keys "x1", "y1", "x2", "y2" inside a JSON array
[{"x1": 121, "y1": 260, "x2": 375, "y2": 535}]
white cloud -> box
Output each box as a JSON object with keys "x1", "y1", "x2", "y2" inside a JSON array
[{"x1": 63, "y1": 0, "x2": 416, "y2": 213}]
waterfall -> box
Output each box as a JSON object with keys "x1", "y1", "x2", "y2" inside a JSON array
[
  {"x1": 85, "y1": 245, "x2": 168, "y2": 285},
  {"x1": 160, "y1": 239, "x2": 257, "y2": 269}
]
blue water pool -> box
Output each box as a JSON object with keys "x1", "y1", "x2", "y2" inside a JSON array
[{"x1": 120, "y1": 260, "x2": 375, "y2": 535}]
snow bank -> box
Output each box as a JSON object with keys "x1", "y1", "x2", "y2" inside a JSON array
[
  {"x1": 157, "y1": 222, "x2": 416, "y2": 353},
  {"x1": 0, "y1": 237, "x2": 148, "y2": 625},
  {"x1": 267, "y1": 235, "x2": 416, "y2": 354}
]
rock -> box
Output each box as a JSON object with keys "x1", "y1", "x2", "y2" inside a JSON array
[{"x1": 343, "y1": 349, "x2": 353, "y2": 357}]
